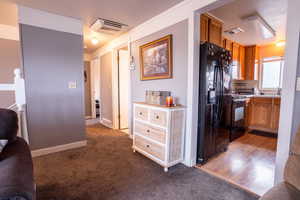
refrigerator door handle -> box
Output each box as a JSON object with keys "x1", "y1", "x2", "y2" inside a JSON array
[
  {"x1": 218, "y1": 66, "x2": 222, "y2": 121},
  {"x1": 216, "y1": 65, "x2": 221, "y2": 123}
]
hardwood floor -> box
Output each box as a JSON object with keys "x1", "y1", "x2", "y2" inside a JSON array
[{"x1": 197, "y1": 133, "x2": 277, "y2": 196}]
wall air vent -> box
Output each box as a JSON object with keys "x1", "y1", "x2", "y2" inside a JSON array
[
  {"x1": 90, "y1": 18, "x2": 128, "y2": 35},
  {"x1": 224, "y1": 27, "x2": 245, "y2": 35}
]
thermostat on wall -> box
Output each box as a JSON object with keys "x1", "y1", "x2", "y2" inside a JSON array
[{"x1": 68, "y1": 81, "x2": 77, "y2": 89}]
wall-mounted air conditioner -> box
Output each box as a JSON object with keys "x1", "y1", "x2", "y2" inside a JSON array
[{"x1": 90, "y1": 18, "x2": 128, "y2": 35}]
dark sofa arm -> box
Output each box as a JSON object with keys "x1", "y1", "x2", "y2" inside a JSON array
[{"x1": 0, "y1": 138, "x2": 35, "y2": 200}]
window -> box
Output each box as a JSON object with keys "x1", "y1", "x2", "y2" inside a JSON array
[
  {"x1": 254, "y1": 60, "x2": 259, "y2": 81},
  {"x1": 260, "y1": 57, "x2": 284, "y2": 90},
  {"x1": 232, "y1": 61, "x2": 239, "y2": 79}
]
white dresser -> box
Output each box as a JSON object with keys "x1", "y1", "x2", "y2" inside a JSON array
[{"x1": 133, "y1": 102, "x2": 186, "y2": 172}]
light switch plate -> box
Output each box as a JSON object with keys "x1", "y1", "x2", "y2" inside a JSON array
[
  {"x1": 68, "y1": 81, "x2": 77, "y2": 89},
  {"x1": 297, "y1": 77, "x2": 300, "y2": 91}
]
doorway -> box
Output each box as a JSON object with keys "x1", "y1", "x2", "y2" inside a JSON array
[
  {"x1": 84, "y1": 61, "x2": 92, "y2": 118},
  {"x1": 196, "y1": 0, "x2": 287, "y2": 196},
  {"x1": 90, "y1": 57, "x2": 101, "y2": 119},
  {"x1": 117, "y1": 47, "x2": 130, "y2": 133}
]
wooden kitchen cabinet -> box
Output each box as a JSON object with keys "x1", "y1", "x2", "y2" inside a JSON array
[
  {"x1": 272, "y1": 98, "x2": 281, "y2": 131},
  {"x1": 223, "y1": 38, "x2": 233, "y2": 52},
  {"x1": 200, "y1": 14, "x2": 223, "y2": 46},
  {"x1": 209, "y1": 18, "x2": 223, "y2": 46},
  {"x1": 200, "y1": 14, "x2": 209, "y2": 42},
  {"x1": 232, "y1": 42, "x2": 240, "y2": 61},
  {"x1": 248, "y1": 97, "x2": 281, "y2": 133},
  {"x1": 239, "y1": 46, "x2": 246, "y2": 80}
]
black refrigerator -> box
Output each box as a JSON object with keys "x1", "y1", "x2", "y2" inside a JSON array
[{"x1": 197, "y1": 42, "x2": 233, "y2": 164}]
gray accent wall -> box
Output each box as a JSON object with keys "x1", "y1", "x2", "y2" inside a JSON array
[
  {"x1": 20, "y1": 24, "x2": 86, "y2": 150},
  {"x1": 131, "y1": 20, "x2": 188, "y2": 105},
  {"x1": 0, "y1": 38, "x2": 21, "y2": 108},
  {"x1": 100, "y1": 52, "x2": 113, "y2": 123}
]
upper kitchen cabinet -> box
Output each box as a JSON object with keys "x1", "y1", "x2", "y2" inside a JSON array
[
  {"x1": 223, "y1": 38, "x2": 233, "y2": 52},
  {"x1": 209, "y1": 18, "x2": 223, "y2": 46},
  {"x1": 244, "y1": 45, "x2": 259, "y2": 80},
  {"x1": 200, "y1": 14, "x2": 223, "y2": 46},
  {"x1": 232, "y1": 42, "x2": 240, "y2": 61},
  {"x1": 200, "y1": 14, "x2": 209, "y2": 42}
]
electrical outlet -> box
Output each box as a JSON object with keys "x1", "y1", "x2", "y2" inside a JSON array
[{"x1": 68, "y1": 81, "x2": 77, "y2": 89}]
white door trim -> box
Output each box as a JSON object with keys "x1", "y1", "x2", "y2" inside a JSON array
[
  {"x1": 112, "y1": 44, "x2": 131, "y2": 130},
  {"x1": 184, "y1": 12, "x2": 200, "y2": 166},
  {"x1": 118, "y1": 49, "x2": 130, "y2": 130}
]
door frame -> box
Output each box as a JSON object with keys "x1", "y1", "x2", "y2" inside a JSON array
[
  {"x1": 112, "y1": 42, "x2": 132, "y2": 134},
  {"x1": 117, "y1": 47, "x2": 129, "y2": 130}
]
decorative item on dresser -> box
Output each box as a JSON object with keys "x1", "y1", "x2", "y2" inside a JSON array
[
  {"x1": 145, "y1": 90, "x2": 171, "y2": 105},
  {"x1": 133, "y1": 102, "x2": 186, "y2": 172}
]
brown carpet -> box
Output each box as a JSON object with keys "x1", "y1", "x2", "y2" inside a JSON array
[{"x1": 33, "y1": 124, "x2": 259, "y2": 200}]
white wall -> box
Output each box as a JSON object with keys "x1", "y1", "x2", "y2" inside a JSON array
[{"x1": 130, "y1": 20, "x2": 188, "y2": 105}]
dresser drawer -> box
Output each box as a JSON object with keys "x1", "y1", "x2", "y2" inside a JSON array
[
  {"x1": 135, "y1": 106, "x2": 149, "y2": 121},
  {"x1": 134, "y1": 121, "x2": 166, "y2": 144},
  {"x1": 150, "y1": 109, "x2": 167, "y2": 127},
  {"x1": 134, "y1": 135, "x2": 165, "y2": 161}
]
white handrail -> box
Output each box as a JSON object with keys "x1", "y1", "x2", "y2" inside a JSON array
[
  {"x1": 1, "y1": 69, "x2": 29, "y2": 144},
  {"x1": 0, "y1": 84, "x2": 14, "y2": 91}
]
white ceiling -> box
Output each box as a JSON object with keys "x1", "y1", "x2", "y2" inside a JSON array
[
  {"x1": 4, "y1": 0, "x2": 183, "y2": 53},
  {"x1": 209, "y1": 0, "x2": 287, "y2": 46}
]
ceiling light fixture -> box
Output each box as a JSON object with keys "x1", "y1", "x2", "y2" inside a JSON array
[
  {"x1": 224, "y1": 27, "x2": 245, "y2": 35},
  {"x1": 276, "y1": 41, "x2": 286, "y2": 47},
  {"x1": 243, "y1": 13, "x2": 276, "y2": 39},
  {"x1": 91, "y1": 38, "x2": 99, "y2": 45}
]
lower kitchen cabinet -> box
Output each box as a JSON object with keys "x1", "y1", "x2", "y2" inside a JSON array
[{"x1": 248, "y1": 97, "x2": 281, "y2": 134}]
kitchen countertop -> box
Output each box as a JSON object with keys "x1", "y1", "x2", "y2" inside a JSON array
[
  {"x1": 252, "y1": 94, "x2": 281, "y2": 98},
  {"x1": 231, "y1": 94, "x2": 281, "y2": 100}
]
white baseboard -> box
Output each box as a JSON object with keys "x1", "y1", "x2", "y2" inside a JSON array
[
  {"x1": 85, "y1": 118, "x2": 100, "y2": 125},
  {"x1": 100, "y1": 118, "x2": 113, "y2": 128},
  {"x1": 31, "y1": 140, "x2": 87, "y2": 158}
]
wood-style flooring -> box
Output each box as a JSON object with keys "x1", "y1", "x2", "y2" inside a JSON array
[{"x1": 197, "y1": 132, "x2": 277, "y2": 196}]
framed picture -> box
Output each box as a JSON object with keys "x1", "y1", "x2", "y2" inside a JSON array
[{"x1": 140, "y1": 34, "x2": 173, "y2": 80}]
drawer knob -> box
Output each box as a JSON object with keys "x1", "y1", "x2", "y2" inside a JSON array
[
  {"x1": 139, "y1": 112, "x2": 143, "y2": 115},
  {"x1": 146, "y1": 130, "x2": 150, "y2": 133},
  {"x1": 156, "y1": 115, "x2": 159, "y2": 119},
  {"x1": 146, "y1": 145, "x2": 150, "y2": 148}
]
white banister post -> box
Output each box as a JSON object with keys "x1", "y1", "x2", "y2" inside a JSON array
[
  {"x1": 14, "y1": 68, "x2": 26, "y2": 108},
  {"x1": 13, "y1": 69, "x2": 29, "y2": 144}
]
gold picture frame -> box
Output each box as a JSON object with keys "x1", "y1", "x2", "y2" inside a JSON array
[{"x1": 140, "y1": 34, "x2": 173, "y2": 80}]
